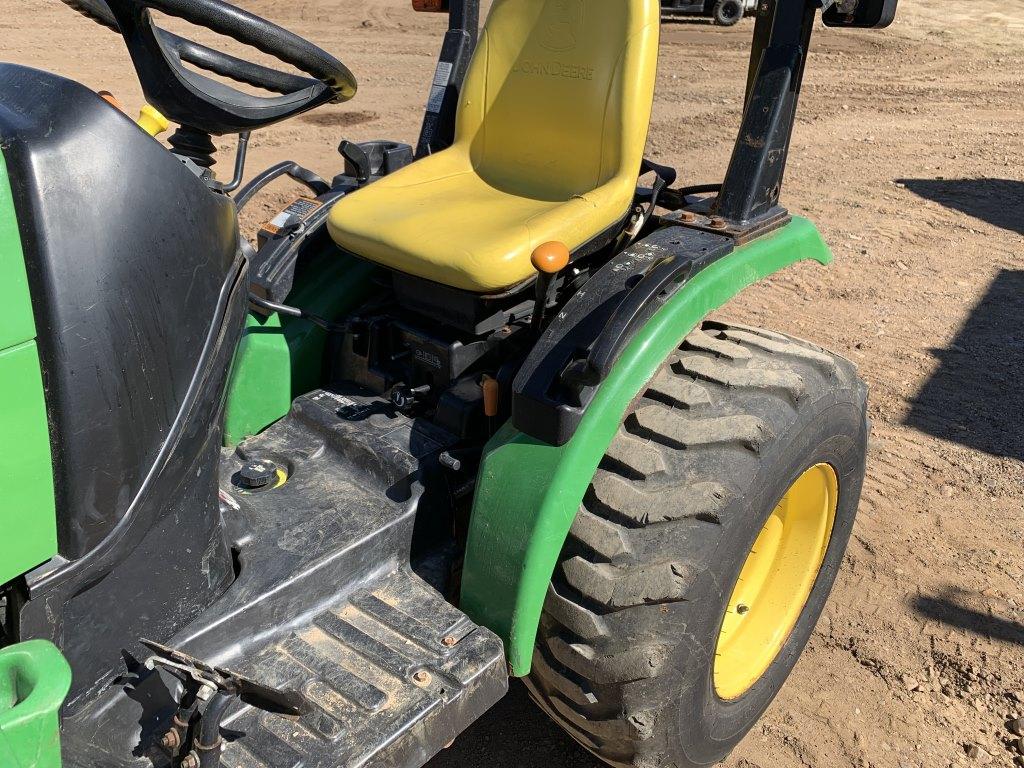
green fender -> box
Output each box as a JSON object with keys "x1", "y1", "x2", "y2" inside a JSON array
[
  {"x1": 0, "y1": 640, "x2": 71, "y2": 768},
  {"x1": 460, "y1": 216, "x2": 833, "y2": 676}
]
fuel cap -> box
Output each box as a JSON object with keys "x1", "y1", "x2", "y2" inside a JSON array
[{"x1": 237, "y1": 460, "x2": 278, "y2": 490}]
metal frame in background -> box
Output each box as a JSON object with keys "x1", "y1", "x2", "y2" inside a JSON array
[
  {"x1": 415, "y1": 0, "x2": 481, "y2": 156},
  {"x1": 713, "y1": 0, "x2": 817, "y2": 230}
]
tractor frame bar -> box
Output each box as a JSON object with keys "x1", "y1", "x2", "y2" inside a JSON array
[{"x1": 715, "y1": 0, "x2": 818, "y2": 227}]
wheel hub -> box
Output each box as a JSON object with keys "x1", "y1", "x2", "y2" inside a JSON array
[{"x1": 713, "y1": 463, "x2": 839, "y2": 700}]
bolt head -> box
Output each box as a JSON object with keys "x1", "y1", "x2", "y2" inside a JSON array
[
  {"x1": 441, "y1": 635, "x2": 457, "y2": 647},
  {"x1": 412, "y1": 670, "x2": 431, "y2": 685}
]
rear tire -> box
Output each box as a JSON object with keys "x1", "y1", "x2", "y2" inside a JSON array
[
  {"x1": 526, "y1": 321, "x2": 869, "y2": 768},
  {"x1": 712, "y1": 0, "x2": 744, "y2": 25}
]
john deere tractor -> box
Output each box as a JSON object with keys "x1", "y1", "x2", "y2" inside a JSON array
[{"x1": 0, "y1": 0, "x2": 898, "y2": 766}]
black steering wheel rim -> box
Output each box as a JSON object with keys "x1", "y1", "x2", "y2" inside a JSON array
[{"x1": 61, "y1": 0, "x2": 357, "y2": 135}]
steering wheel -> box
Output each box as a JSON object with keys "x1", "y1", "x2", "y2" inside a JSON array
[{"x1": 61, "y1": 0, "x2": 357, "y2": 135}]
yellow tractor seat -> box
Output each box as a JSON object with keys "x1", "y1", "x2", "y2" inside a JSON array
[{"x1": 327, "y1": 0, "x2": 661, "y2": 294}]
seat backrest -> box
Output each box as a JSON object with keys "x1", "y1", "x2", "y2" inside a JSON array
[{"x1": 456, "y1": 0, "x2": 661, "y2": 202}]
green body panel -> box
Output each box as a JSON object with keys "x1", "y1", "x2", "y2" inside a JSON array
[
  {"x1": 0, "y1": 640, "x2": 71, "y2": 768},
  {"x1": 461, "y1": 217, "x2": 833, "y2": 676},
  {"x1": 0, "y1": 154, "x2": 58, "y2": 586},
  {"x1": 223, "y1": 252, "x2": 377, "y2": 444},
  {"x1": 0, "y1": 343, "x2": 59, "y2": 584},
  {"x1": 0, "y1": 154, "x2": 36, "y2": 351}
]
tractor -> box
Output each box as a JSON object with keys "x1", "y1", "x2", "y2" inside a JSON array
[{"x1": 0, "y1": 0, "x2": 898, "y2": 766}]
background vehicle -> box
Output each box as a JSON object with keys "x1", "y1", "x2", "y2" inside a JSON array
[
  {"x1": 0, "y1": 0, "x2": 898, "y2": 766},
  {"x1": 662, "y1": 0, "x2": 756, "y2": 26}
]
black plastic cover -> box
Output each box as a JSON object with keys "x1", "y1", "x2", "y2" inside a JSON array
[
  {"x1": 0, "y1": 65, "x2": 245, "y2": 708},
  {"x1": 513, "y1": 226, "x2": 733, "y2": 445},
  {"x1": 0, "y1": 64, "x2": 238, "y2": 558}
]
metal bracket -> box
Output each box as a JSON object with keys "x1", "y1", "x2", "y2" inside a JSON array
[{"x1": 142, "y1": 638, "x2": 309, "y2": 718}]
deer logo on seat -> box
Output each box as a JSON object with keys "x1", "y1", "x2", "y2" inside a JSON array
[{"x1": 539, "y1": 0, "x2": 584, "y2": 53}]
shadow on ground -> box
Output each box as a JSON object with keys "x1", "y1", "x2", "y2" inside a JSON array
[
  {"x1": 904, "y1": 269, "x2": 1024, "y2": 461},
  {"x1": 896, "y1": 178, "x2": 1024, "y2": 236},
  {"x1": 912, "y1": 587, "x2": 1024, "y2": 647},
  {"x1": 426, "y1": 681, "x2": 602, "y2": 768}
]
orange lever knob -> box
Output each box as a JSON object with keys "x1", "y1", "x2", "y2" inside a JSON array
[
  {"x1": 531, "y1": 241, "x2": 570, "y2": 275},
  {"x1": 481, "y1": 375, "x2": 499, "y2": 418}
]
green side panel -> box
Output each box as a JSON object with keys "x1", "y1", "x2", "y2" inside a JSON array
[
  {"x1": 0, "y1": 154, "x2": 37, "y2": 350},
  {"x1": 223, "y1": 253, "x2": 378, "y2": 445},
  {"x1": 0, "y1": 640, "x2": 72, "y2": 768},
  {"x1": 0, "y1": 343, "x2": 58, "y2": 584},
  {"x1": 461, "y1": 217, "x2": 833, "y2": 676},
  {"x1": 0, "y1": 152, "x2": 58, "y2": 585}
]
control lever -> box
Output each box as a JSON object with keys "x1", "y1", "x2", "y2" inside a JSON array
[
  {"x1": 339, "y1": 140, "x2": 372, "y2": 183},
  {"x1": 391, "y1": 384, "x2": 431, "y2": 411},
  {"x1": 141, "y1": 638, "x2": 308, "y2": 767},
  {"x1": 530, "y1": 241, "x2": 570, "y2": 335}
]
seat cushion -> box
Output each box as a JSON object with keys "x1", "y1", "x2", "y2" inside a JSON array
[
  {"x1": 327, "y1": 149, "x2": 635, "y2": 293},
  {"x1": 327, "y1": 0, "x2": 660, "y2": 293}
]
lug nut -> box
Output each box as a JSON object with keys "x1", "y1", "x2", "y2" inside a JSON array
[{"x1": 158, "y1": 730, "x2": 180, "y2": 750}]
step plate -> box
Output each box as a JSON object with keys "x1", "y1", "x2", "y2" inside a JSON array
[
  {"x1": 218, "y1": 568, "x2": 506, "y2": 768},
  {"x1": 59, "y1": 388, "x2": 507, "y2": 768}
]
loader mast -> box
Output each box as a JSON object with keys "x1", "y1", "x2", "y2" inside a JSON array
[
  {"x1": 716, "y1": 0, "x2": 817, "y2": 228},
  {"x1": 415, "y1": 0, "x2": 481, "y2": 156}
]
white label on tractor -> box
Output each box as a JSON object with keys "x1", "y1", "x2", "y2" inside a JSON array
[
  {"x1": 426, "y1": 61, "x2": 454, "y2": 113},
  {"x1": 264, "y1": 197, "x2": 323, "y2": 235},
  {"x1": 314, "y1": 391, "x2": 358, "y2": 408}
]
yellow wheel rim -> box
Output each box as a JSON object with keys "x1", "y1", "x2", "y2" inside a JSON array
[{"x1": 713, "y1": 463, "x2": 838, "y2": 701}]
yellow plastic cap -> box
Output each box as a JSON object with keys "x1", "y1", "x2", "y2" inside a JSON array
[
  {"x1": 531, "y1": 241, "x2": 570, "y2": 275},
  {"x1": 137, "y1": 105, "x2": 170, "y2": 138}
]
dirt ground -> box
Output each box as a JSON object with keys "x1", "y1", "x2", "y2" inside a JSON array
[{"x1": 4, "y1": 1, "x2": 1022, "y2": 766}]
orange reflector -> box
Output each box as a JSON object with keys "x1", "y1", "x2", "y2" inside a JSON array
[
  {"x1": 98, "y1": 91, "x2": 124, "y2": 112},
  {"x1": 482, "y1": 376, "x2": 499, "y2": 418},
  {"x1": 413, "y1": 0, "x2": 448, "y2": 10}
]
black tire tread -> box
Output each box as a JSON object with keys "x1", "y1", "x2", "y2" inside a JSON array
[{"x1": 528, "y1": 321, "x2": 865, "y2": 767}]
